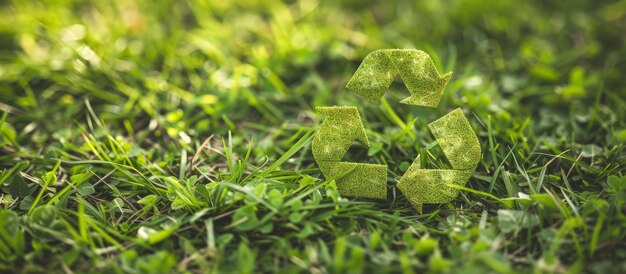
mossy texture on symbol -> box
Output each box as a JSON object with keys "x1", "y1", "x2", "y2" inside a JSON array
[
  {"x1": 312, "y1": 106, "x2": 369, "y2": 162},
  {"x1": 346, "y1": 49, "x2": 452, "y2": 108},
  {"x1": 314, "y1": 49, "x2": 481, "y2": 210},
  {"x1": 396, "y1": 108, "x2": 480, "y2": 209},
  {"x1": 317, "y1": 161, "x2": 387, "y2": 199},
  {"x1": 312, "y1": 106, "x2": 387, "y2": 199},
  {"x1": 427, "y1": 108, "x2": 481, "y2": 170}
]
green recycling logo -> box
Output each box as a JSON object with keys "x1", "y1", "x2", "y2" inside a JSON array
[{"x1": 312, "y1": 49, "x2": 481, "y2": 210}]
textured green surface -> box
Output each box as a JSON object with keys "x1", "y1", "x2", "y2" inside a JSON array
[
  {"x1": 398, "y1": 165, "x2": 473, "y2": 205},
  {"x1": 312, "y1": 106, "x2": 387, "y2": 199},
  {"x1": 397, "y1": 108, "x2": 481, "y2": 209},
  {"x1": 3, "y1": 1, "x2": 623, "y2": 272},
  {"x1": 312, "y1": 106, "x2": 369, "y2": 161},
  {"x1": 427, "y1": 108, "x2": 481, "y2": 170},
  {"x1": 342, "y1": 49, "x2": 480, "y2": 209},
  {"x1": 346, "y1": 49, "x2": 452, "y2": 107},
  {"x1": 318, "y1": 162, "x2": 387, "y2": 199}
]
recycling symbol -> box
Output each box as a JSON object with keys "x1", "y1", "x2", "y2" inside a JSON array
[{"x1": 312, "y1": 49, "x2": 481, "y2": 210}]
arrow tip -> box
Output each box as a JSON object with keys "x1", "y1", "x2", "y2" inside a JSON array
[
  {"x1": 399, "y1": 71, "x2": 452, "y2": 108},
  {"x1": 427, "y1": 108, "x2": 480, "y2": 170}
]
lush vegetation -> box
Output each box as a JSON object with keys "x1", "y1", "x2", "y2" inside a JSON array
[{"x1": 1, "y1": 0, "x2": 625, "y2": 273}]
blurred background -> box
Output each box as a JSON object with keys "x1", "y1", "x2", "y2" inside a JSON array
[
  {"x1": 1, "y1": 0, "x2": 624, "y2": 152},
  {"x1": 1, "y1": 0, "x2": 626, "y2": 272}
]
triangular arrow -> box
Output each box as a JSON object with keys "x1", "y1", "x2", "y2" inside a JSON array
[
  {"x1": 346, "y1": 49, "x2": 452, "y2": 108},
  {"x1": 312, "y1": 106, "x2": 387, "y2": 199},
  {"x1": 396, "y1": 108, "x2": 481, "y2": 209}
]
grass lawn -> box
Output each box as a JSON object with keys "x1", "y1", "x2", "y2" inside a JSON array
[{"x1": 1, "y1": 0, "x2": 625, "y2": 273}]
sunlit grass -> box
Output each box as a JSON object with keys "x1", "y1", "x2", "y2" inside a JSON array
[{"x1": 0, "y1": 0, "x2": 625, "y2": 273}]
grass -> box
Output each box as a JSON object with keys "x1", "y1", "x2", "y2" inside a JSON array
[{"x1": 0, "y1": 0, "x2": 625, "y2": 273}]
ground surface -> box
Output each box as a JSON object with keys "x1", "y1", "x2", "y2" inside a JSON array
[{"x1": 1, "y1": 0, "x2": 625, "y2": 273}]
